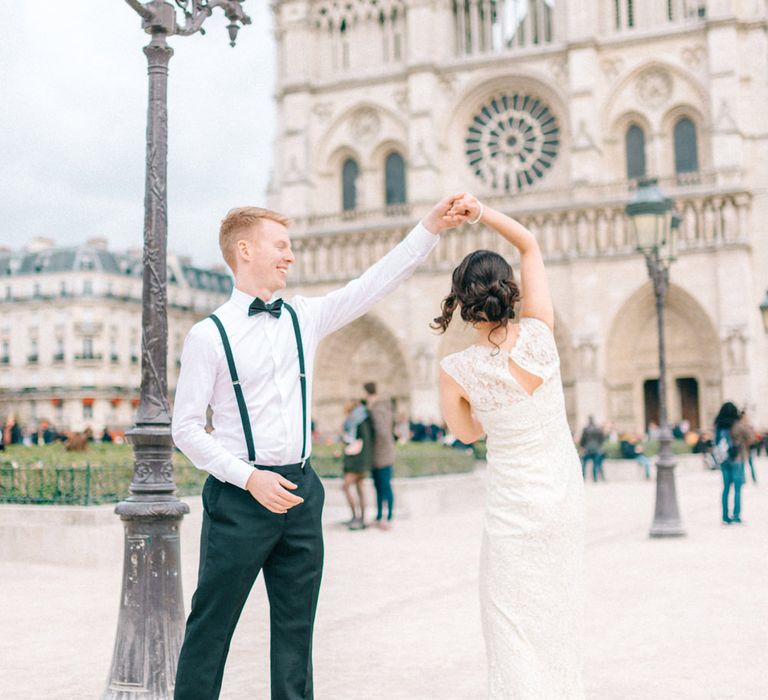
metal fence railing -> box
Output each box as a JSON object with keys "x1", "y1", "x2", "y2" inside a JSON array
[{"x1": 0, "y1": 463, "x2": 210, "y2": 506}]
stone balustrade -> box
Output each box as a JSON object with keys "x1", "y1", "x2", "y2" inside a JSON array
[{"x1": 290, "y1": 186, "x2": 751, "y2": 284}]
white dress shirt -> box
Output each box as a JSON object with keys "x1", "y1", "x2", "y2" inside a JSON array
[{"x1": 172, "y1": 222, "x2": 439, "y2": 489}]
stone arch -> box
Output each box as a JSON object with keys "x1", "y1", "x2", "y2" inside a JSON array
[
  {"x1": 341, "y1": 157, "x2": 360, "y2": 211},
  {"x1": 327, "y1": 144, "x2": 363, "y2": 173},
  {"x1": 625, "y1": 122, "x2": 648, "y2": 179},
  {"x1": 313, "y1": 103, "x2": 408, "y2": 215},
  {"x1": 607, "y1": 110, "x2": 653, "y2": 181},
  {"x1": 602, "y1": 61, "x2": 709, "y2": 180},
  {"x1": 605, "y1": 282, "x2": 722, "y2": 432},
  {"x1": 602, "y1": 60, "x2": 709, "y2": 133},
  {"x1": 439, "y1": 71, "x2": 571, "y2": 195},
  {"x1": 371, "y1": 138, "x2": 409, "y2": 207},
  {"x1": 314, "y1": 102, "x2": 407, "y2": 176},
  {"x1": 327, "y1": 145, "x2": 363, "y2": 213},
  {"x1": 313, "y1": 313, "x2": 411, "y2": 436},
  {"x1": 659, "y1": 103, "x2": 708, "y2": 176}
]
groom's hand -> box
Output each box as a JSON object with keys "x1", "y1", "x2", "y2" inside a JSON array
[
  {"x1": 447, "y1": 193, "x2": 481, "y2": 221},
  {"x1": 246, "y1": 469, "x2": 304, "y2": 513},
  {"x1": 421, "y1": 193, "x2": 472, "y2": 234}
]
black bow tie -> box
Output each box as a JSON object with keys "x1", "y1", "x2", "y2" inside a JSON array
[{"x1": 249, "y1": 297, "x2": 283, "y2": 319}]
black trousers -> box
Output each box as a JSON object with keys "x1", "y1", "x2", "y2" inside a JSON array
[{"x1": 174, "y1": 462, "x2": 325, "y2": 700}]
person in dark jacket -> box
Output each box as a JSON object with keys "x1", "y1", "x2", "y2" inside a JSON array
[
  {"x1": 364, "y1": 382, "x2": 396, "y2": 529},
  {"x1": 714, "y1": 402, "x2": 751, "y2": 524},
  {"x1": 579, "y1": 416, "x2": 606, "y2": 481}
]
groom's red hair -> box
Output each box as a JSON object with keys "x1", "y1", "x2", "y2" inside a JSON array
[{"x1": 219, "y1": 206, "x2": 293, "y2": 272}]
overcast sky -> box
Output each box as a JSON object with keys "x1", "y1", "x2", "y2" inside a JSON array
[{"x1": 0, "y1": 1, "x2": 275, "y2": 269}]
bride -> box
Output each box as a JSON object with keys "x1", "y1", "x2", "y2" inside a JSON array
[{"x1": 436, "y1": 194, "x2": 585, "y2": 699}]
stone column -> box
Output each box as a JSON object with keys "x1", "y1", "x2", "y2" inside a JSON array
[{"x1": 273, "y1": 1, "x2": 313, "y2": 217}]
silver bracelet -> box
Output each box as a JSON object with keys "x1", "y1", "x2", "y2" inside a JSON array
[{"x1": 468, "y1": 202, "x2": 484, "y2": 225}]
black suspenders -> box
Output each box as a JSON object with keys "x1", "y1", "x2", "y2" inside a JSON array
[
  {"x1": 284, "y1": 304, "x2": 307, "y2": 461},
  {"x1": 208, "y1": 302, "x2": 307, "y2": 467}
]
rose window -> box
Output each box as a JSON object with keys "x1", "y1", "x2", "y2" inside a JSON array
[{"x1": 465, "y1": 93, "x2": 560, "y2": 192}]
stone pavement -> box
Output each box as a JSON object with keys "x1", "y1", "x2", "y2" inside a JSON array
[{"x1": 1, "y1": 458, "x2": 766, "y2": 699}]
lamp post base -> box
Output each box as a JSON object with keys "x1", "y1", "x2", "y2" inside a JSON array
[
  {"x1": 649, "y1": 519, "x2": 686, "y2": 538},
  {"x1": 649, "y1": 462, "x2": 686, "y2": 538},
  {"x1": 102, "y1": 426, "x2": 190, "y2": 699}
]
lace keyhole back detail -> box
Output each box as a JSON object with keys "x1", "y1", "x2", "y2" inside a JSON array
[
  {"x1": 507, "y1": 355, "x2": 543, "y2": 397},
  {"x1": 440, "y1": 317, "x2": 560, "y2": 412}
]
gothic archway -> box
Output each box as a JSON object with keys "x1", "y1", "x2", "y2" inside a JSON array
[
  {"x1": 605, "y1": 283, "x2": 722, "y2": 432},
  {"x1": 313, "y1": 314, "x2": 411, "y2": 436}
]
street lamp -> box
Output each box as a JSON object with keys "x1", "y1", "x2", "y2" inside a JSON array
[
  {"x1": 760, "y1": 289, "x2": 768, "y2": 334},
  {"x1": 625, "y1": 178, "x2": 686, "y2": 538},
  {"x1": 103, "y1": 3, "x2": 250, "y2": 699}
]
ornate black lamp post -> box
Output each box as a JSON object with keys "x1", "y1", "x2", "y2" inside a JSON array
[
  {"x1": 760, "y1": 290, "x2": 768, "y2": 333},
  {"x1": 103, "y1": 3, "x2": 250, "y2": 698},
  {"x1": 625, "y1": 178, "x2": 686, "y2": 538}
]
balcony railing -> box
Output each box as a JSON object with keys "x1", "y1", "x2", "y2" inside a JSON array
[
  {"x1": 302, "y1": 204, "x2": 413, "y2": 233},
  {"x1": 74, "y1": 353, "x2": 103, "y2": 362},
  {"x1": 52, "y1": 353, "x2": 65, "y2": 363},
  {"x1": 296, "y1": 168, "x2": 742, "y2": 234}
]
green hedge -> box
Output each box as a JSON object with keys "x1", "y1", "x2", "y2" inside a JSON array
[
  {"x1": 0, "y1": 441, "x2": 478, "y2": 505},
  {"x1": 602, "y1": 439, "x2": 692, "y2": 459}
]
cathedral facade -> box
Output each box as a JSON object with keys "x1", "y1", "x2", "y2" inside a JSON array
[{"x1": 267, "y1": 0, "x2": 768, "y2": 436}]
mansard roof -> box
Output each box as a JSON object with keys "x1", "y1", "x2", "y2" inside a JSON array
[{"x1": 3, "y1": 242, "x2": 232, "y2": 294}]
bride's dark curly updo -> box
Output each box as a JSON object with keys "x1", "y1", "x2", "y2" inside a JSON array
[{"x1": 431, "y1": 250, "x2": 521, "y2": 338}]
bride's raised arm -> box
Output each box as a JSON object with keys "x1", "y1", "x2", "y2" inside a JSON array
[{"x1": 449, "y1": 195, "x2": 554, "y2": 330}]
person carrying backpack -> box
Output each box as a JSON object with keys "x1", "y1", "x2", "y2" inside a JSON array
[{"x1": 714, "y1": 402, "x2": 752, "y2": 524}]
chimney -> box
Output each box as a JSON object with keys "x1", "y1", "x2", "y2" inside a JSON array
[
  {"x1": 27, "y1": 237, "x2": 55, "y2": 252},
  {"x1": 86, "y1": 237, "x2": 108, "y2": 250}
]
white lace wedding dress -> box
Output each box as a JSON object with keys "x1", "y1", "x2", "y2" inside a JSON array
[{"x1": 441, "y1": 317, "x2": 585, "y2": 699}]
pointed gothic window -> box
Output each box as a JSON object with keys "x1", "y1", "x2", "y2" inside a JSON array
[
  {"x1": 625, "y1": 124, "x2": 646, "y2": 180},
  {"x1": 342, "y1": 158, "x2": 359, "y2": 211},
  {"x1": 385, "y1": 152, "x2": 406, "y2": 205},
  {"x1": 673, "y1": 117, "x2": 699, "y2": 174}
]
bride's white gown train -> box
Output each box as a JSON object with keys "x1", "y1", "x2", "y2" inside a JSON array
[{"x1": 442, "y1": 317, "x2": 585, "y2": 699}]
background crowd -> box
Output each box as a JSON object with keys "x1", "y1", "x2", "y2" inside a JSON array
[{"x1": 4, "y1": 399, "x2": 764, "y2": 528}]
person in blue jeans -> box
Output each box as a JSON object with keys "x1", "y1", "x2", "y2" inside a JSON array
[
  {"x1": 714, "y1": 402, "x2": 752, "y2": 524},
  {"x1": 365, "y1": 382, "x2": 396, "y2": 529},
  {"x1": 579, "y1": 416, "x2": 606, "y2": 481}
]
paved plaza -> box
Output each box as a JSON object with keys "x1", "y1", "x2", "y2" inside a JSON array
[{"x1": 1, "y1": 458, "x2": 766, "y2": 699}]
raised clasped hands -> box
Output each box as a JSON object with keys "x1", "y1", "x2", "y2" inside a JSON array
[
  {"x1": 422, "y1": 192, "x2": 481, "y2": 234},
  {"x1": 246, "y1": 468, "x2": 304, "y2": 514},
  {"x1": 447, "y1": 193, "x2": 482, "y2": 223}
]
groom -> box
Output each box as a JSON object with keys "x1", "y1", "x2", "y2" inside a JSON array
[{"x1": 171, "y1": 195, "x2": 468, "y2": 699}]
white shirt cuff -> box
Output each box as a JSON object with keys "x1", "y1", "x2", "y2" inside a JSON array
[
  {"x1": 227, "y1": 458, "x2": 255, "y2": 490},
  {"x1": 407, "y1": 221, "x2": 440, "y2": 254}
]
